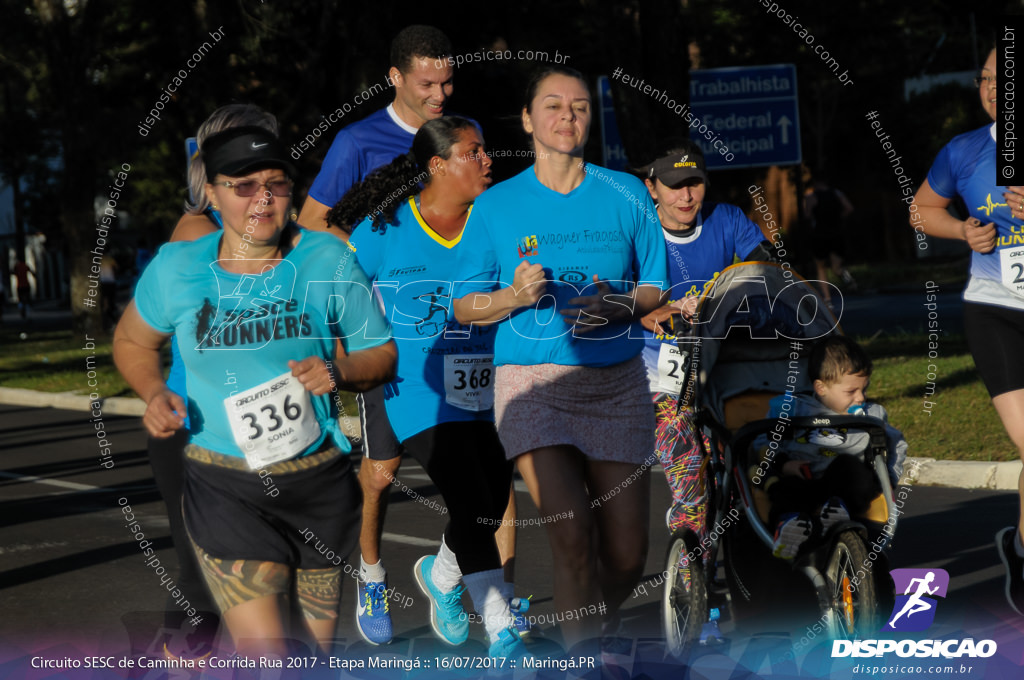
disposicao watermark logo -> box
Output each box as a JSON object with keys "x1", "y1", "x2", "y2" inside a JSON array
[
  {"x1": 883, "y1": 568, "x2": 949, "y2": 632},
  {"x1": 832, "y1": 568, "x2": 998, "y2": 659}
]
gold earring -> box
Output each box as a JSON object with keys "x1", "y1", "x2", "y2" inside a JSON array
[
  {"x1": 212, "y1": 204, "x2": 219, "y2": 210},
  {"x1": 290, "y1": 211, "x2": 298, "y2": 222}
]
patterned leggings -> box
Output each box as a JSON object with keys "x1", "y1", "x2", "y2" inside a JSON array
[{"x1": 654, "y1": 394, "x2": 711, "y2": 544}]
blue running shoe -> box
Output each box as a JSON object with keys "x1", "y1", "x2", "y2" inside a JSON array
[
  {"x1": 413, "y1": 555, "x2": 469, "y2": 645},
  {"x1": 509, "y1": 596, "x2": 535, "y2": 638},
  {"x1": 356, "y1": 580, "x2": 393, "y2": 645},
  {"x1": 488, "y1": 626, "x2": 531, "y2": 662}
]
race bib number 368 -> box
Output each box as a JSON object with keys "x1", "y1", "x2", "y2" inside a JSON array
[
  {"x1": 443, "y1": 354, "x2": 495, "y2": 412},
  {"x1": 224, "y1": 371, "x2": 321, "y2": 469}
]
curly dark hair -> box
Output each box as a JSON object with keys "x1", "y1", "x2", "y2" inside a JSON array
[{"x1": 327, "y1": 116, "x2": 477, "y2": 234}]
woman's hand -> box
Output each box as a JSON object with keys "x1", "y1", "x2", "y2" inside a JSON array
[
  {"x1": 678, "y1": 295, "x2": 699, "y2": 320},
  {"x1": 289, "y1": 357, "x2": 335, "y2": 396},
  {"x1": 453, "y1": 261, "x2": 550, "y2": 326},
  {"x1": 143, "y1": 390, "x2": 186, "y2": 439},
  {"x1": 640, "y1": 296, "x2": 693, "y2": 333},
  {"x1": 561, "y1": 275, "x2": 635, "y2": 334},
  {"x1": 1004, "y1": 186, "x2": 1024, "y2": 221},
  {"x1": 962, "y1": 217, "x2": 997, "y2": 254},
  {"x1": 640, "y1": 291, "x2": 701, "y2": 334},
  {"x1": 640, "y1": 304, "x2": 675, "y2": 334},
  {"x1": 511, "y1": 260, "x2": 547, "y2": 306}
]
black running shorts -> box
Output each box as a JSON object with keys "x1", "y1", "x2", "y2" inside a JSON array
[
  {"x1": 183, "y1": 444, "x2": 360, "y2": 567},
  {"x1": 356, "y1": 385, "x2": 403, "y2": 461},
  {"x1": 964, "y1": 301, "x2": 1024, "y2": 398}
]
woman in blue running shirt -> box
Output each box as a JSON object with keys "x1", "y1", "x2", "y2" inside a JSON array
[
  {"x1": 914, "y1": 46, "x2": 1024, "y2": 616},
  {"x1": 144, "y1": 104, "x2": 281, "y2": 660},
  {"x1": 452, "y1": 66, "x2": 670, "y2": 649},
  {"x1": 328, "y1": 116, "x2": 528, "y2": 659},
  {"x1": 115, "y1": 116, "x2": 396, "y2": 659}
]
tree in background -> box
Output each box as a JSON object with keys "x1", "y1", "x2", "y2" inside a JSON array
[{"x1": 0, "y1": 0, "x2": 1016, "y2": 340}]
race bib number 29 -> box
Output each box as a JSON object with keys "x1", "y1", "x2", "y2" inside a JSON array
[{"x1": 224, "y1": 371, "x2": 320, "y2": 469}]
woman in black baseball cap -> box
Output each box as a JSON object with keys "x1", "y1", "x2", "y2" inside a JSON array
[
  {"x1": 115, "y1": 108, "x2": 396, "y2": 660},
  {"x1": 638, "y1": 138, "x2": 776, "y2": 566},
  {"x1": 198, "y1": 124, "x2": 298, "y2": 260}
]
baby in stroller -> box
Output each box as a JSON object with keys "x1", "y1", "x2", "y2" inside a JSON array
[{"x1": 757, "y1": 336, "x2": 907, "y2": 559}]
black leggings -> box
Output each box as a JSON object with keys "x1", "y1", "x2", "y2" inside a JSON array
[
  {"x1": 148, "y1": 430, "x2": 219, "y2": 626},
  {"x1": 402, "y1": 421, "x2": 512, "y2": 576}
]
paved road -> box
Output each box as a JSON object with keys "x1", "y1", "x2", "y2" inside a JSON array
[
  {"x1": 2, "y1": 404, "x2": 1023, "y2": 679},
  {"x1": 834, "y1": 289, "x2": 963, "y2": 337}
]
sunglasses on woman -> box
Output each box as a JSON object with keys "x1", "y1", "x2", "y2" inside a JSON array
[{"x1": 216, "y1": 178, "x2": 293, "y2": 197}]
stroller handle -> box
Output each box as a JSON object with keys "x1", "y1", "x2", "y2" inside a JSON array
[{"x1": 733, "y1": 415, "x2": 889, "y2": 459}]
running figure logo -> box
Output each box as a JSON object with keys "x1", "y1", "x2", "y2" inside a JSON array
[
  {"x1": 414, "y1": 286, "x2": 450, "y2": 337},
  {"x1": 883, "y1": 568, "x2": 950, "y2": 632}
]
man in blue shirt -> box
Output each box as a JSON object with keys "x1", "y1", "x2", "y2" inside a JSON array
[{"x1": 297, "y1": 25, "x2": 454, "y2": 232}]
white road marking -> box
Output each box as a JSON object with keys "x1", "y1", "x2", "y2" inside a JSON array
[
  {"x1": 0, "y1": 470, "x2": 114, "y2": 493},
  {"x1": 381, "y1": 532, "x2": 440, "y2": 548}
]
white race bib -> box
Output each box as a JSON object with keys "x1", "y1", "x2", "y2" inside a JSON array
[
  {"x1": 657, "y1": 343, "x2": 690, "y2": 394},
  {"x1": 443, "y1": 355, "x2": 495, "y2": 412},
  {"x1": 224, "y1": 371, "x2": 321, "y2": 469},
  {"x1": 1000, "y1": 245, "x2": 1024, "y2": 297}
]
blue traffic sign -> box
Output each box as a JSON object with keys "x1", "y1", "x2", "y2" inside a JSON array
[
  {"x1": 597, "y1": 75, "x2": 629, "y2": 171},
  {"x1": 689, "y1": 64, "x2": 801, "y2": 170}
]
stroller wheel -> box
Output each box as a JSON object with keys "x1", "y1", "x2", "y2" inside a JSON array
[
  {"x1": 822, "y1": 530, "x2": 877, "y2": 638},
  {"x1": 662, "y1": 530, "x2": 708, "y2": 658}
]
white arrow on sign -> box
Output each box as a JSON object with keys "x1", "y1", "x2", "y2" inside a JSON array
[{"x1": 777, "y1": 115, "x2": 792, "y2": 145}]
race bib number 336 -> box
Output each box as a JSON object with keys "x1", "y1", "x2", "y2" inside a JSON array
[{"x1": 224, "y1": 371, "x2": 320, "y2": 469}]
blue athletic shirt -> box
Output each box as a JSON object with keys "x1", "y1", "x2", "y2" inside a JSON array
[
  {"x1": 165, "y1": 208, "x2": 222, "y2": 430},
  {"x1": 167, "y1": 338, "x2": 189, "y2": 429},
  {"x1": 642, "y1": 202, "x2": 766, "y2": 390},
  {"x1": 452, "y1": 164, "x2": 670, "y2": 367},
  {"x1": 307, "y1": 105, "x2": 416, "y2": 208},
  {"x1": 927, "y1": 123, "x2": 1024, "y2": 310},
  {"x1": 134, "y1": 228, "x2": 392, "y2": 457},
  {"x1": 350, "y1": 198, "x2": 496, "y2": 442}
]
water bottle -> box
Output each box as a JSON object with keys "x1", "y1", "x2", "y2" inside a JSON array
[
  {"x1": 699, "y1": 607, "x2": 723, "y2": 645},
  {"x1": 509, "y1": 596, "x2": 530, "y2": 614}
]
